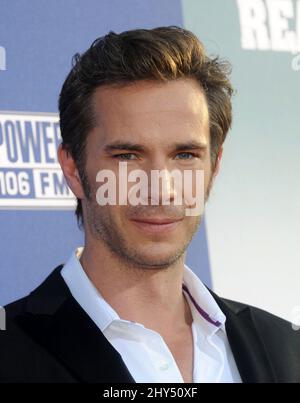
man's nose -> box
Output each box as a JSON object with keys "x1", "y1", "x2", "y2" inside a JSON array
[{"x1": 144, "y1": 160, "x2": 179, "y2": 205}]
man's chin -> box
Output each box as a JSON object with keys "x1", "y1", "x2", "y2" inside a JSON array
[
  {"x1": 126, "y1": 259, "x2": 179, "y2": 270},
  {"x1": 123, "y1": 246, "x2": 185, "y2": 270}
]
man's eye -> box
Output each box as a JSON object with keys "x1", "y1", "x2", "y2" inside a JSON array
[
  {"x1": 175, "y1": 152, "x2": 198, "y2": 160},
  {"x1": 113, "y1": 153, "x2": 137, "y2": 160}
]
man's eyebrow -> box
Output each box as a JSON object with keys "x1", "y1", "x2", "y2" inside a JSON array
[
  {"x1": 103, "y1": 140, "x2": 208, "y2": 153},
  {"x1": 173, "y1": 141, "x2": 208, "y2": 151},
  {"x1": 103, "y1": 142, "x2": 146, "y2": 152}
]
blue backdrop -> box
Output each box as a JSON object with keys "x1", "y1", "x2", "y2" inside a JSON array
[{"x1": 0, "y1": 0, "x2": 212, "y2": 305}]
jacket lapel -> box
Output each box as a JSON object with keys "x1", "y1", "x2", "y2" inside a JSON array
[
  {"x1": 14, "y1": 266, "x2": 135, "y2": 383},
  {"x1": 210, "y1": 291, "x2": 277, "y2": 383}
]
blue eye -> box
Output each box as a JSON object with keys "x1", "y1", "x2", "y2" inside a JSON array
[
  {"x1": 175, "y1": 152, "x2": 197, "y2": 160},
  {"x1": 113, "y1": 153, "x2": 137, "y2": 160}
]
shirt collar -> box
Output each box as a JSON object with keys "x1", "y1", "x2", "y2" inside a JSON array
[
  {"x1": 182, "y1": 264, "x2": 226, "y2": 335},
  {"x1": 61, "y1": 247, "x2": 226, "y2": 335},
  {"x1": 61, "y1": 247, "x2": 119, "y2": 332}
]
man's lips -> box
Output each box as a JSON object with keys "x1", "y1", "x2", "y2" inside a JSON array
[
  {"x1": 130, "y1": 217, "x2": 183, "y2": 234},
  {"x1": 132, "y1": 217, "x2": 183, "y2": 224}
]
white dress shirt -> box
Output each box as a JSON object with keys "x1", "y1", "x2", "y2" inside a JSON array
[{"x1": 61, "y1": 247, "x2": 242, "y2": 383}]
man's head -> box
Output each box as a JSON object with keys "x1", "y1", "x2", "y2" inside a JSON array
[{"x1": 58, "y1": 26, "x2": 233, "y2": 269}]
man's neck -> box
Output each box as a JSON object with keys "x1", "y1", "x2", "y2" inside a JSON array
[{"x1": 79, "y1": 240, "x2": 193, "y2": 335}]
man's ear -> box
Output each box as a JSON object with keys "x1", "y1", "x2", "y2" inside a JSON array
[
  {"x1": 57, "y1": 144, "x2": 85, "y2": 199},
  {"x1": 212, "y1": 146, "x2": 223, "y2": 178}
]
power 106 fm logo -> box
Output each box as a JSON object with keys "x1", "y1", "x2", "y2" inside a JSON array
[{"x1": 0, "y1": 111, "x2": 76, "y2": 209}]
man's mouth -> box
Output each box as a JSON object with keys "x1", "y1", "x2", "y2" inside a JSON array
[{"x1": 130, "y1": 217, "x2": 183, "y2": 234}]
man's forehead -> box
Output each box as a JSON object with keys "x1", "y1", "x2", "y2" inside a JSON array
[
  {"x1": 92, "y1": 78, "x2": 209, "y2": 117},
  {"x1": 88, "y1": 79, "x2": 210, "y2": 150}
]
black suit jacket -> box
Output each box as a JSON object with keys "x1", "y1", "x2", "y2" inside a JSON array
[{"x1": 0, "y1": 265, "x2": 300, "y2": 383}]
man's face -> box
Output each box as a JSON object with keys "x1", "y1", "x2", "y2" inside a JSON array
[{"x1": 82, "y1": 78, "x2": 214, "y2": 269}]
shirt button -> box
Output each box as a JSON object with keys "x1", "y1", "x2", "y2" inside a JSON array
[{"x1": 159, "y1": 361, "x2": 169, "y2": 371}]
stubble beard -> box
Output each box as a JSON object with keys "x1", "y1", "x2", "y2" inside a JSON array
[{"x1": 81, "y1": 168, "x2": 213, "y2": 272}]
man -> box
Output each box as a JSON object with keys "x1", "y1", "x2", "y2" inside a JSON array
[{"x1": 0, "y1": 26, "x2": 299, "y2": 383}]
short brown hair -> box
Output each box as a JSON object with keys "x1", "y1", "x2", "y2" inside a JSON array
[{"x1": 59, "y1": 26, "x2": 234, "y2": 228}]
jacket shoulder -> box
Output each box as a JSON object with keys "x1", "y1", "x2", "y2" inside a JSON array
[
  {"x1": 4, "y1": 295, "x2": 29, "y2": 320},
  {"x1": 0, "y1": 265, "x2": 76, "y2": 382},
  {"x1": 221, "y1": 296, "x2": 300, "y2": 345}
]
